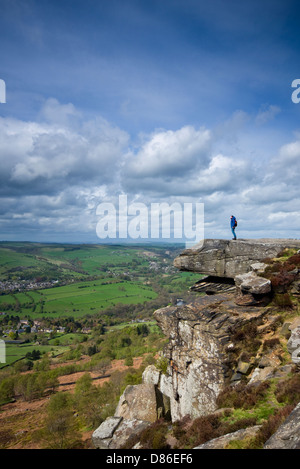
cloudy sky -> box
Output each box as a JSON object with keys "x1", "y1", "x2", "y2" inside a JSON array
[{"x1": 0, "y1": 0, "x2": 300, "y2": 244}]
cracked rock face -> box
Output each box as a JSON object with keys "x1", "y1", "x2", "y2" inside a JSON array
[
  {"x1": 174, "y1": 239, "x2": 300, "y2": 278},
  {"x1": 153, "y1": 293, "x2": 268, "y2": 421}
]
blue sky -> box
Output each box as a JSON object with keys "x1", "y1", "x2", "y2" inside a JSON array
[{"x1": 0, "y1": 0, "x2": 300, "y2": 243}]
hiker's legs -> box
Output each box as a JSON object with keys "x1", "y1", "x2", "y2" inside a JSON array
[{"x1": 231, "y1": 227, "x2": 237, "y2": 239}]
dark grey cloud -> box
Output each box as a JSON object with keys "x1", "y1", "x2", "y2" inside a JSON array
[
  {"x1": 0, "y1": 99, "x2": 299, "y2": 242},
  {"x1": 0, "y1": 101, "x2": 129, "y2": 198}
]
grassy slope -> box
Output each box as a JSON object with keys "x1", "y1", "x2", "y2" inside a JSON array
[
  {"x1": 0, "y1": 242, "x2": 186, "y2": 318},
  {"x1": 0, "y1": 242, "x2": 200, "y2": 368}
]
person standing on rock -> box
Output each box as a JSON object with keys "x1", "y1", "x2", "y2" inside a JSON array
[{"x1": 230, "y1": 215, "x2": 237, "y2": 240}]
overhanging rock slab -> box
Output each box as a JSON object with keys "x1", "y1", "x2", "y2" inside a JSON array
[{"x1": 174, "y1": 239, "x2": 300, "y2": 278}]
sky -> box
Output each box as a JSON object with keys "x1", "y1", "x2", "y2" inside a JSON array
[{"x1": 0, "y1": 0, "x2": 300, "y2": 244}]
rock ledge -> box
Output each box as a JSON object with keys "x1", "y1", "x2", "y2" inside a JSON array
[{"x1": 174, "y1": 239, "x2": 300, "y2": 278}]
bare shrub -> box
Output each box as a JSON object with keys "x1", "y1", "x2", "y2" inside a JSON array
[
  {"x1": 216, "y1": 381, "x2": 270, "y2": 410},
  {"x1": 275, "y1": 373, "x2": 300, "y2": 406},
  {"x1": 248, "y1": 405, "x2": 295, "y2": 448}
]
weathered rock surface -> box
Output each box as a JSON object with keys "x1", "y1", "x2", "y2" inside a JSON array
[
  {"x1": 264, "y1": 402, "x2": 300, "y2": 449},
  {"x1": 92, "y1": 369, "x2": 171, "y2": 448},
  {"x1": 174, "y1": 239, "x2": 300, "y2": 278},
  {"x1": 92, "y1": 238, "x2": 300, "y2": 449},
  {"x1": 92, "y1": 416, "x2": 150, "y2": 449},
  {"x1": 114, "y1": 383, "x2": 158, "y2": 423},
  {"x1": 249, "y1": 365, "x2": 293, "y2": 385},
  {"x1": 287, "y1": 326, "x2": 300, "y2": 366},
  {"x1": 108, "y1": 418, "x2": 150, "y2": 449},
  {"x1": 153, "y1": 292, "x2": 268, "y2": 421},
  {"x1": 92, "y1": 416, "x2": 122, "y2": 446},
  {"x1": 290, "y1": 280, "x2": 300, "y2": 296},
  {"x1": 235, "y1": 271, "x2": 271, "y2": 295}
]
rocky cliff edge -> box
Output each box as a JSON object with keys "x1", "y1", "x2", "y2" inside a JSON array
[
  {"x1": 174, "y1": 238, "x2": 300, "y2": 278},
  {"x1": 92, "y1": 238, "x2": 300, "y2": 449}
]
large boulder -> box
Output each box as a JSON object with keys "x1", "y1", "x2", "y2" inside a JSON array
[
  {"x1": 92, "y1": 416, "x2": 150, "y2": 449},
  {"x1": 235, "y1": 271, "x2": 271, "y2": 295},
  {"x1": 174, "y1": 239, "x2": 300, "y2": 279},
  {"x1": 115, "y1": 383, "x2": 158, "y2": 423},
  {"x1": 92, "y1": 416, "x2": 122, "y2": 449},
  {"x1": 92, "y1": 368, "x2": 169, "y2": 449}
]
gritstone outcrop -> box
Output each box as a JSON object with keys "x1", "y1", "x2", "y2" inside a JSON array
[
  {"x1": 92, "y1": 238, "x2": 300, "y2": 449},
  {"x1": 174, "y1": 238, "x2": 300, "y2": 278}
]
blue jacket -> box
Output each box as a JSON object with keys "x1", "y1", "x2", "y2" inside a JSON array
[{"x1": 230, "y1": 216, "x2": 236, "y2": 228}]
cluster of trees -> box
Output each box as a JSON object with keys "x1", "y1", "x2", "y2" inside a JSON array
[
  {"x1": 0, "y1": 314, "x2": 98, "y2": 334},
  {"x1": 37, "y1": 367, "x2": 145, "y2": 449},
  {"x1": 0, "y1": 368, "x2": 59, "y2": 402},
  {"x1": 88, "y1": 323, "x2": 164, "y2": 363},
  {"x1": 25, "y1": 349, "x2": 41, "y2": 361},
  {"x1": 0, "y1": 334, "x2": 159, "y2": 448},
  {"x1": 0, "y1": 321, "x2": 163, "y2": 403}
]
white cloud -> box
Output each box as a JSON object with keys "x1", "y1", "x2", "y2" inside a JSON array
[
  {"x1": 194, "y1": 153, "x2": 252, "y2": 192},
  {"x1": 0, "y1": 100, "x2": 129, "y2": 195},
  {"x1": 124, "y1": 125, "x2": 211, "y2": 178},
  {"x1": 39, "y1": 97, "x2": 81, "y2": 127},
  {"x1": 278, "y1": 140, "x2": 300, "y2": 163},
  {"x1": 268, "y1": 211, "x2": 300, "y2": 222}
]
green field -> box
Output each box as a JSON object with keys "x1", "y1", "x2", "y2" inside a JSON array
[
  {"x1": 2, "y1": 343, "x2": 69, "y2": 367},
  {"x1": 0, "y1": 278, "x2": 158, "y2": 319},
  {"x1": 0, "y1": 242, "x2": 200, "y2": 320},
  {"x1": 0, "y1": 243, "x2": 155, "y2": 280},
  {"x1": 39, "y1": 244, "x2": 148, "y2": 274},
  {"x1": 0, "y1": 246, "x2": 45, "y2": 273},
  {"x1": 47, "y1": 332, "x2": 88, "y2": 346},
  {"x1": 37, "y1": 279, "x2": 158, "y2": 317}
]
